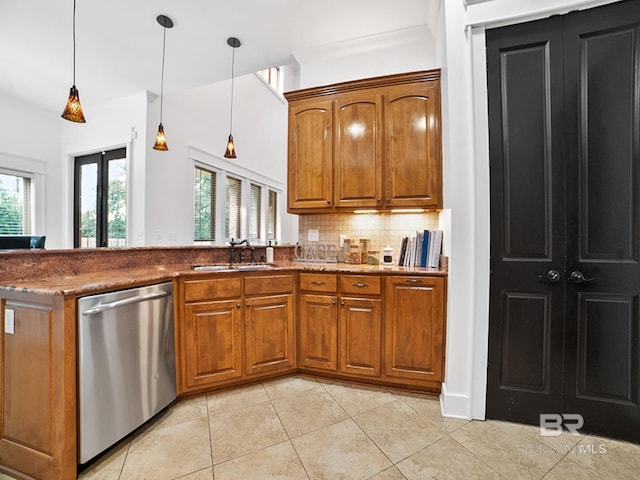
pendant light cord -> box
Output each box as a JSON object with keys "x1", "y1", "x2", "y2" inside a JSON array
[
  {"x1": 229, "y1": 46, "x2": 235, "y2": 134},
  {"x1": 159, "y1": 25, "x2": 167, "y2": 124},
  {"x1": 72, "y1": 0, "x2": 77, "y2": 85}
]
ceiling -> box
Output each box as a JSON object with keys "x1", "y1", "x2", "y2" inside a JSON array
[{"x1": 0, "y1": 0, "x2": 440, "y2": 115}]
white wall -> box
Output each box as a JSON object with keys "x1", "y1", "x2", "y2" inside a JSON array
[
  {"x1": 59, "y1": 91, "x2": 149, "y2": 248},
  {"x1": 144, "y1": 72, "x2": 297, "y2": 246},
  {"x1": 0, "y1": 93, "x2": 60, "y2": 245},
  {"x1": 439, "y1": 0, "x2": 623, "y2": 421}
]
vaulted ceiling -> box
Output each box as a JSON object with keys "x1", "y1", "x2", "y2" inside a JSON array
[{"x1": 0, "y1": 0, "x2": 440, "y2": 114}]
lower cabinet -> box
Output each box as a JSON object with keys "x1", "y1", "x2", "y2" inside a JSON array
[
  {"x1": 298, "y1": 292, "x2": 338, "y2": 370},
  {"x1": 339, "y1": 296, "x2": 381, "y2": 377},
  {"x1": 384, "y1": 275, "x2": 446, "y2": 388},
  {"x1": 183, "y1": 299, "x2": 244, "y2": 388},
  {"x1": 245, "y1": 293, "x2": 295, "y2": 376},
  {"x1": 179, "y1": 270, "x2": 446, "y2": 394},
  {"x1": 179, "y1": 273, "x2": 295, "y2": 394},
  {"x1": 298, "y1": 273, "x2": 382, "y2": 379}
]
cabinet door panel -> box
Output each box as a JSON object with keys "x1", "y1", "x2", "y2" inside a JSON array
[
  {"x1": 288, "y1": 98, "x2": 334, "y2": 209},
  {"x1": 298, "y1": 294, "x2": 338, "y2": 370},
  {"x1": 183, "y1": 300, "x2": 243, "y2": 387},
  {"x1": 384, "y1": 276, "x2": 446, "y2": 382},
  {"x1": 339, "y1": 297, "x2": 381, "y2": 377},
  {"x1": 245, "y1": 294, "x2": 295, "y2": 376},
  {"x1": 385, "y1": 81, "x2": 442, "y2": 208},
  {"x1": 334, "y1": 92, "x2": 383, "y2": 208}
]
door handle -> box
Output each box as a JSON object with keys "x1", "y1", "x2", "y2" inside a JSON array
[
  {"x1": 537, "y1": 269, "x2": 561, "y2": 283},
  {"x1": 570, "y1": 270, "x2": 600, "y2": 285}
]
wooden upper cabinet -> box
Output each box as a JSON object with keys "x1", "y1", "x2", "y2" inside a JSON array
[
  {"x1": 384, "y1": 81, "x2": 442, "y2": 209},
  {"x1": 285, "y1": 70, "x2": 442, "y2": 213},
  {"x1": 287, "y1": 98, "x2": 334, "y2": 209},
  {"x1": 334, "y1": 91, "x2": 383, "y2": 208}
]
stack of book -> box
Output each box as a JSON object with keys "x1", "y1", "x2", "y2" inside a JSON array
[{"x1": 397, "y1": 229, "x2": 443, "y2": 268}]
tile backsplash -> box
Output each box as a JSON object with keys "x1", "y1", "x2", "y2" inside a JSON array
[{"x1": 298, "y1": 212, "x2": 440, "y2": 255}]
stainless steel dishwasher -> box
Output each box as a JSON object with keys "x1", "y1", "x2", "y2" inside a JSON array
[{"x1": 77, "y1": 281, "x2": 176, "y2": 464}]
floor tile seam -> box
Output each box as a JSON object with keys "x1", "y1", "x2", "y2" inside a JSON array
[
  {"x1": 170, "y1": 465, "x2": 213, "y2": 480},
  {"x1": 283, "y1": 414, "x2": 355, "y2": 440},
  {"x1": 444, "y1": 433, "x2": 511, "y2": 480},
  {"x1": 399, "y1": 395, "x2": 453, "y2": 433},
  {"x1": 266, "y1": 383, "x2": 325, "y2": 403},
  {"x1": 321, "y1": 383, "x2": 404, "y2": 419},
  {"x1": 266, "y1": 395, "x2": 296, "y2": 442},
  {"x1": 202, "y1": 393, "x2": 215, "y2": 474},
  {"x1": 286, "y1": 436, "x2": 314, "y2": 480},
  {"x1": 206, "y1": 398, "x2": 273, "y2": 420},
  {"x1": 211, "y1": 438, "x2": 311, "y2": 479},
  {"x1": 567, "y1": 436, "x2": 616, "y2": 479},
  {"x1": 364, "y1": 466, "x2": 409, "y2": 480},
  {"x1": 115, "y1": 437, "x2": 132, "y2": 480},
  {"x1": 347, "y1": 415, "x2": 397, "y2": 468},
  {"x1": 315, "y1": 382, "x2": 358, "y2": 420}
]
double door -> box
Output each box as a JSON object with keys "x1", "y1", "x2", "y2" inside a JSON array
[{"x1": 486, "y1": 0, "x2": 640, "y2": 441}]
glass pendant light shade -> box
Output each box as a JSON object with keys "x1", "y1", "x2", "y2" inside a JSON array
[
  {"x1": 153, "y1": 123, "x2": 168, "y2": 151},
  {"x1": 61, "y1": 85, "x2": 86, "y2": 123},
  {"x1": 153, "y1": 15, "x2": 173, "y2": 151},
  {"x1": 62, "y1": 0, "x2": 86, "y2": 123},
  {"x1": 223, "y1": 37, "x2": 241, "y2": 159},
  {"x1": 224, "y1": 134, "x2": 236, "y2": 158}
]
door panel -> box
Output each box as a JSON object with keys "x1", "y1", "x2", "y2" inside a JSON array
[
  {"x1": 563, "y1": 0, "x2": 640, "y2": 440},
  {"x1": 486, "y1": 15, "x2": 566, "y2": 422}
]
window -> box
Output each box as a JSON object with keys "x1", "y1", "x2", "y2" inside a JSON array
[
  {"x1": 194, "y1": 167, "x2": 216, "y2": 241},
  {"x1": 193, "y1": 161, "x2": 281, "y2": 245},
  {"x1": 0, "y1": 172, "x2": 32, "y2": 234},
  {"x1": 258, "y1": 66, "x2": 284, "y2": 95},
  {"x1": 249, "y1": 184, "x2": 262, "y2": 241},
  {"x1": 226, "y1": 176, "x2": 242, "y2": 240},
  {"x1": 268, "y1": 189, "x2": 278, "y2": 241},
  {"x1": 74, "y1": 148, "x2": 127, "y2": 248}
]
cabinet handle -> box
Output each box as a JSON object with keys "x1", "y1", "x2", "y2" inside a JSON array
[
  {"x1": 332, "y1": 300, "x2": 337, "y2": 305},
  {"x1": 236, "y1": 304, "x2": 241, "y2": 309},
  {"x1": 340, "y1": 301, "x2": 345, "y2": 306},
  {"x1": 327, "y1": 200, "x2": 331, "y2": 204},
  {"x1": 246, "y1": 303, "x2": 251, "y2": 308},
  {"x1": 352, "y1": 283, "x2": 369, "y2": 288},
  {"x1": 311, "y1": 281, "x2": 326, "y2": 285},
  {"x1": 386, "y1": 198, "x2": 390, "y2": 202},
  {"x1": 405, "y1": 279, "x2": 423, "y2": 284}
]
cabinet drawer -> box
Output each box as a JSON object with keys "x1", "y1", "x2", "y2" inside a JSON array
[
  {"x1": 340, "y1": 275, "x2": 381, "y2": 295},
  {"x1": 299, "y1": 273, "x2": 338, "y2": 292},
  {"x1": 244, "y1": 274, "x2": 293, "y2": 296},
  {"x1": 183, "y1": 277, "x2": 242, "y2": 302}
]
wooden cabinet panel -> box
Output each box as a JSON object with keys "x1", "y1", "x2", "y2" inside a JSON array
[
  {"x1": 334, "y1": 91, "x2": 383, "y2": 208},
  {"x1": 183, "y1": 276, "x2": 242, "y2": 302},
  {"x1": 0, "y1": 295, "x2": 76, "y2": 480},
  {"x1": 183, "y1": 299, "x2": 243, "y2": 387},
  {"x1": 244, "y1": 274, "x2": 293, "y2": 296},
  {"x1": 245, "y1": 294, "x2": 295, "y2": 376},
  {"x1": 299, "y1": 273, "x2": 338, "y2": 293},
  {"x1": 339, "y1": 296, "x2": 381, "y2": 377},
  {"x1": 298, "y1": 293, "x2": 338, "y2": 371},
  {"x1": 340, "y1": 275, "x2": 381, "y2": 295},
  {"x1": 384, "y1": 276, "x2": 446, "y2": 383},
  {"x1": 384, "y1": 82, "x2": 442, "y2": 208},
  {"x1": 287, "y1": 98, "x2": 334, "y2": 209}
]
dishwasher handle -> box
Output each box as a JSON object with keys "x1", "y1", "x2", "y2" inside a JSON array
[{"x1": 82, "y1": 291, "x2": 171, "y2": 316}]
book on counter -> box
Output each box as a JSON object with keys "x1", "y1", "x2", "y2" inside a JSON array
[{"x1": 398, "y1": 229, "x2": 443, "y2": 268}]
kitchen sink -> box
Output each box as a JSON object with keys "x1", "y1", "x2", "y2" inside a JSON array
[{"x1": 192, "y1": 264, "x2": 274, "y2": 272}]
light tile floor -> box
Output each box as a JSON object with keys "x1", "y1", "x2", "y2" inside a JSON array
[{"x1": 4, "y1": 375, "x2": 640, "y2": 480}]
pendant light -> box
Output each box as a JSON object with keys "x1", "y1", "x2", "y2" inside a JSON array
[
  {"x1": 224, "y1": 37, "x2": 241, "y2": 159},
  {"x1": 153, "y1": 15, "x2": 174, "y2": 151},
  {"x1": 61, "y1": 0, "x2": 86, "y2": 123}
]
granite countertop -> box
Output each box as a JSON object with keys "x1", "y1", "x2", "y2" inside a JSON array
[{"x1": 0, "y1": 260, "x2": 446, "y2": 297}]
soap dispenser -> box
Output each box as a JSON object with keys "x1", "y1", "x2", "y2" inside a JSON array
[{"x1": 266, "y1": 241, "x2": 274, "y2": 263}]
